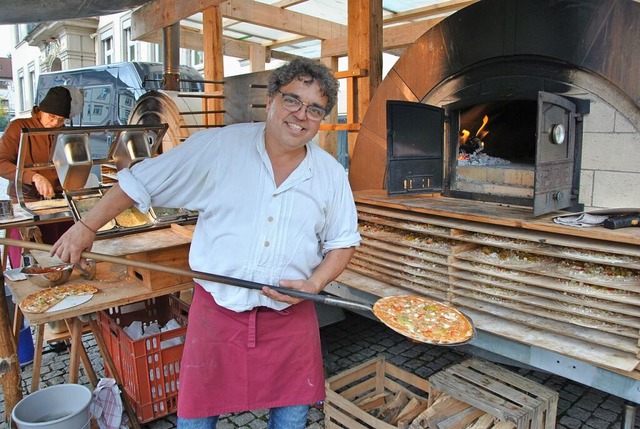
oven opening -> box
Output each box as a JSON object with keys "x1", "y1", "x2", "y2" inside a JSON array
[
  {"x1": 448, "y1": 99, "x2": 539, "y2": 206},
  {"x1": 457, "y1": 100, "x2": 537, "y2": 168}
]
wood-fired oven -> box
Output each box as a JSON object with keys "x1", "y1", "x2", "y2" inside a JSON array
[{"x1": 352, "y1": 0, "x2": 640, "y2": 214}]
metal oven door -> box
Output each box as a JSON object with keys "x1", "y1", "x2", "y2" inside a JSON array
[
  {"x1": 386, "y1": 100, "x2": 445, "y2": 195},
  {"x1": 534, "y1": 92, "x2": 577, "y2": 216}
]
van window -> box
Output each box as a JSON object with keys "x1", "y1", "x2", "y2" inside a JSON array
[
  {"x1": 83, "y1": 86, "x2": 113, "y2": 126},
  {"x1": 118, "y1": 93, "x2": 136, "y2": 124}
]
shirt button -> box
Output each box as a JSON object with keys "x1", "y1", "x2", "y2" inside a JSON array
[
  {"x1": 267, "y1": 216, "x2": 274, "y2": 222},
  {"x1": 264, "y1": 241, "x2": 270, "y2": 247}
]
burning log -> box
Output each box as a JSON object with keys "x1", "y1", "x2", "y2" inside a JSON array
[{"x1": 459, "y1": 136, "x2": 484, "y2": 154}]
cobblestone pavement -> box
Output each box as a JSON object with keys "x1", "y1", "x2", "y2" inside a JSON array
[{"x1": 1, "y1": 312, "x2": 639, "y2": 428}]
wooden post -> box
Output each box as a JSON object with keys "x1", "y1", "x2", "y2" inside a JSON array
[
  {"x1": 202, "y1": 6, "x2": 225, "y2": 127},
  {"x1": 319, "y1": 56, "x2": 340, "y2": 157},
  {"x1": 0, "y1": 276, "x2": 22, "y2": 423},
  {"x1": 347, "y1": 0, "x2": 382, "y2": 159},
  {"x1": 249, "y1": 45, "x2": 267, "y2": 72}
]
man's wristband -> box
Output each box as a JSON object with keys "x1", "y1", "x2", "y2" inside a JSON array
[{"x1": 78, "y1": 219, "x2": 97, "y2": 234}]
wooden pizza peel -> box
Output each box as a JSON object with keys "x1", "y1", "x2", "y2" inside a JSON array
[{"x1": 0, "y1": 237, "x2": 476, "y2": 346}]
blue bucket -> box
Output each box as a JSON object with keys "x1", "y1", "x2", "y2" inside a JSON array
[{"x1": 17, "y1": 325, "x2": 34, "y2": 367}]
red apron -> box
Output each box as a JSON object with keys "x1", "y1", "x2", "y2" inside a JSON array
[{"x1": 177, "y1": 283, "x2": 326, "y2": 418}]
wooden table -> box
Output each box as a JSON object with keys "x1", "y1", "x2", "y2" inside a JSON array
[
  {"x1": 7, "y1": 265, "x2": 192, "y2": 385},
  {"x1": 2, "y1": 227, "x2": 194, "y2": 426}
]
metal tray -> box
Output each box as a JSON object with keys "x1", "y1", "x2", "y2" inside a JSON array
[
  {"x1": 71, "y1": 194, "x2": 117, "y2": 232},
  {"x1": 149, "y1": 206, "x2": 188, "y2": 223}
]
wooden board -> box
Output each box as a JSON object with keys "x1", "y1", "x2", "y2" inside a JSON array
[
  {"x1": 354, "y1": 190, "x2": 640, "y2": 246},
  {"x1": 358, "y1": 203, "x2": 640, "y2": 260},
  {"x1": 355, "y1": 190, "x2": 537, "y2": 227},
  {"x1": 92, "y1": 227, "x2": 192, "y2": 256},
  {"x1": 43, "y1": 320, "x2": 91, "y2": 343},
  {"x1": 459, "y1": 306, "x2": 640, "y2": 373}
]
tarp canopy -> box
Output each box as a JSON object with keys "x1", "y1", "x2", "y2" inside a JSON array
[{"x1": 0, "y1": 0, "x2": 150, "y2": 24}]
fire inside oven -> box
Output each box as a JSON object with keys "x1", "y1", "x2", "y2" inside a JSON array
[{"x1": 457, "y1": 100, "x2": 537, "y2": 166}]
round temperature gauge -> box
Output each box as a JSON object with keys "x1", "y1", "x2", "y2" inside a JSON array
[{"x1": 551, "y1": 124, "x2": 566, "y2": 144}]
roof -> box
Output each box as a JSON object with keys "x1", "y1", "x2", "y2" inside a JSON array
[
  {"x1": 0, "y1": 0, "x2": 477, "y2": 60},
  {"x1": 7, "y1": 0, "x2": 638, "y2": 62}
]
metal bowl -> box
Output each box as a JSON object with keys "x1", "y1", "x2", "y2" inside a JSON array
[{"x1": 21, "y1": 264, "x2": 74, "y2": 288}]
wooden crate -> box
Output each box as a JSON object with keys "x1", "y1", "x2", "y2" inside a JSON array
[
  {"x1": 428, "y1": 359, "x2": 558, "y2": 429},
  {"x1": 126, "y1": 243, "x2": 192, "y2": 290},
  {"x1": 325, "y1": 356, "x2": 431, "y2": 429},
  {"x1": 325, "y1": 357, "x2": 533, "y2": 429}
]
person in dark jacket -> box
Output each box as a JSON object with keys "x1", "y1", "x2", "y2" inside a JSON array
[{"x1": 0, "y1": 87, "x2": 77, "y2": 354}]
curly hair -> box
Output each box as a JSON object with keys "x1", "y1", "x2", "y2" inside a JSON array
[{"x1": 267, "y1": 57, "x2": 339, "y2": 115}]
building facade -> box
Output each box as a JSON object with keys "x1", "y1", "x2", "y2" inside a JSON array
[
  {"x1": 0, "y1": 57, "x2": 15, "y2": 122},
  {"x1": 9, "y1": 12, "x2": 209, "y2": 118}
]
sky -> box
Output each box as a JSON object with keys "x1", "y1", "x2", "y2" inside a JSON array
[{"x1": 0, "y1": 25, "x2": 14, "y2": 57}]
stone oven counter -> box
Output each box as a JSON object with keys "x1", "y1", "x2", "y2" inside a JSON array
[{"x1": 329, "y1": 190, "x2": 640, "y2": 402}]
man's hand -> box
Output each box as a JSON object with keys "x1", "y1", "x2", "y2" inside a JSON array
[
  {"x1": 261, "y1": 278, "x2": 321, "y2": 305},
  {"x1": 50, "y1": 222, "x2": 96, "y2": 264},
  {"x1": 50, "y1": 183, "x2": 135, "y2": 264},
  {"x1": 261, "y1": 247, "x2": 356, "y2": 305},
  {"x1": 32, "y1": 173, "x2": 54, "y2": 199}
]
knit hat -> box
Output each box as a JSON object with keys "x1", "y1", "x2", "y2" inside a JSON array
[{"x1": 38, "y1": 86, "x2": 72, "y2": 118}]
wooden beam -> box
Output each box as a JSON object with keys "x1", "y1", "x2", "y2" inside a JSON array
[
  {"x1": 269, "y1": 34, "x2": 316, "y2": 50},
  {"x1": 250, "y1": 44, "x2": 267, "y2": 71},
  {"x1": 139, "y1": 28, "x2": 264, "y2": 60},
  {"x1": 271, "y1": 0, "x2": 309, "y2": 7},
  {"x1": 383, "y1": 0, "x2": 478, "y2": 25},
  {"x1": 334, "y1": 68, "x2": 368, "y2": 79},
  {"x1": 134, "y1": 0, "x2": 467, "y2": 62},
  {"x1": 269, "y1": 49, "x2": 298, "y2": 62},
  {"x1": 139, "y1": 17, "x2": 444, "y2": 62},
  {"x1": 382, "y1": 18, "x2": 445, "y2": 50},
  {"x1": 264, "y1": 1, "x2": 467, "y2": 55},
  {"x1": 203, "y1": 6, "x2": 225, "y2": 127},
  {"x1": 131, "y1": 0, "x2": 227, "y2": 40},
  {"x1": 322, "y1": 18, "x2": 444, "y2": 58},
  {"x1": 219, "y1": 0, "x2": 347, "y2": 40}
]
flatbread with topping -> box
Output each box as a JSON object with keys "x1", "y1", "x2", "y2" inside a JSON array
[{"x1": 21, "y1": 284, "x2": 98, "y2": 313}]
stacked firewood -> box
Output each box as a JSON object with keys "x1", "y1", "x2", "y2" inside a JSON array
[{"x1": 356, "y1": 389, "x2": 516, "y2": 429}]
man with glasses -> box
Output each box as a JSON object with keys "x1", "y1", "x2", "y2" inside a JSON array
[{"x1": 51, "y1": 57, "x2": 361, "y2": 428}]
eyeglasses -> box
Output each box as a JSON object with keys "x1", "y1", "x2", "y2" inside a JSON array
[{"x1": 277, "y1": 90, "x2": 327, "y2": 121}]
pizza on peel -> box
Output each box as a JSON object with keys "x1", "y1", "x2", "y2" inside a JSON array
[
  {"x1": 372, "y1": 295, "x2": 474, "y2": 345},
  {"x1": 21, "y1": 284, "x2": 98, "y2": 314}
]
